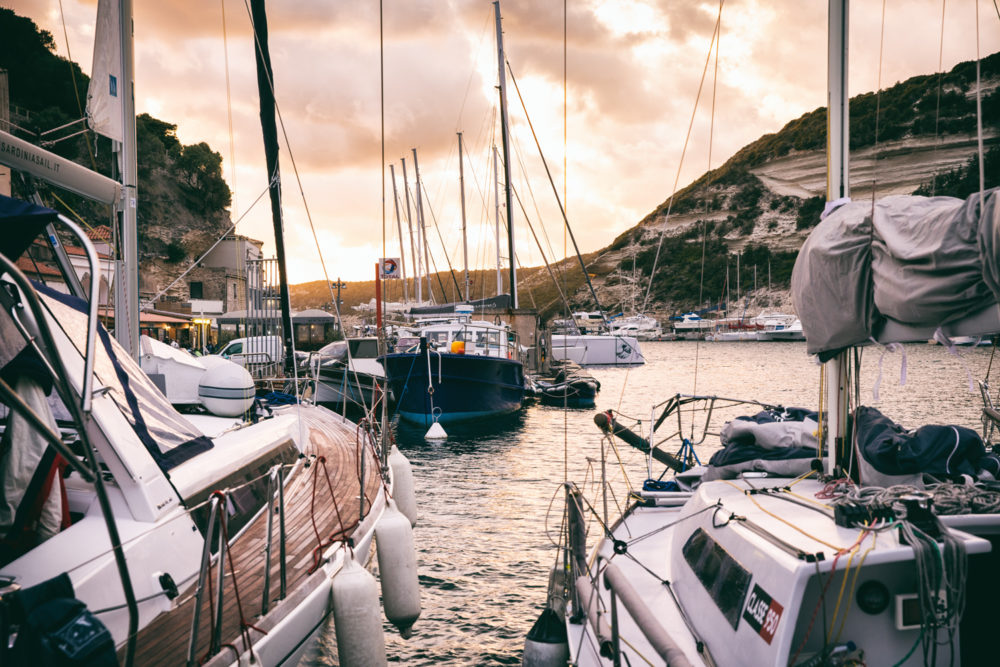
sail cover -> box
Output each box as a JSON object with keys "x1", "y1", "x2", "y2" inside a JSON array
[
  {"x1": 0, "y1": 194, "x2": 59, "y2": 259},
  {"x1": 86, "y1": 0, "x2": 123, "y2": 142},
  {"x1": 792, "y1": 188, "x2": 1000, "y2": 358}
]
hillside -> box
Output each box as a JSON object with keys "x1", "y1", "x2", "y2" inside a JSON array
[
  {"x1": 590, "y1": 53, "x2": 1000, "y2": 318},
  {"x1": 0, "y1": 8, "x2": 233, "y2": 301}
]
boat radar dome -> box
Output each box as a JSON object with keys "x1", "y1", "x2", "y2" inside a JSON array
[{"x1": 197, "y1": 358, "x2": 255, "y2": 417}]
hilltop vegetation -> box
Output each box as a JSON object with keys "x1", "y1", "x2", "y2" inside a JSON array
[{"x1": 0, "y1": 8, "x2": 232, "y2": 292}]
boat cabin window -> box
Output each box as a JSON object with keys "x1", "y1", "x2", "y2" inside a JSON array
[
  {"x1": 427, "y1": 331, "x2": 451, "y2": 346},
  {"x1": 475, "y1": 330, "x2": 501, "y2": 352},
  {"x1": 350, "y1": 338, "x2": 380, "y2": 358},
  {"x1": 682, "y1": 527, "x2": 752, "y2": 629}
]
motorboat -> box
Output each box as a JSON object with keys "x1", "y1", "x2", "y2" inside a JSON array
[
  {"x1": 550, "y1": 332, "x2": 645, "y2": 366},
  {"x1": 380, "y1": 311, "x2": 525, "y2": 426},
  {"x1": 670, "y1": 312, "x2": 715, "y2": 340},
  {"x1": 608, "y1": 314, "x2": 664, "y2": 341},
  {"x1": 761, "y1": 318, "x2": 806, "y2": 342},
  {"x1": 309, "y1": 337, "x2": 386, "y2": 410}
]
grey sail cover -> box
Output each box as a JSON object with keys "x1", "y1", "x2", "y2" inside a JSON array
[{"x1": 792, "y1": 188, "x2": 1000, "y2": 357}]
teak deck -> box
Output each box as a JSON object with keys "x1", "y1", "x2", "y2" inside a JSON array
[{"x1": 123, "y1": 412, "x2": 383, "y2": 665}]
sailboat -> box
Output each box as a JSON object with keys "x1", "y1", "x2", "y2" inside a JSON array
[
  {"x1": 524, "y1": 2, "x2": 1000, "y2": 666},
  {"x1": 0, "y1": 1, "x2": 420, "y2": 665},
  {"x1": 379, "y1": 2, "x2": 526, "y2": 430}
]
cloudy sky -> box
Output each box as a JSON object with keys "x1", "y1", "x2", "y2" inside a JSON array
[{"x1": 9, "y1": 0, "x2": 999, "y2": 283}]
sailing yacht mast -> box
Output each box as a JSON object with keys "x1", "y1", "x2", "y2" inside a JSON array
[
  {"x1": 412, "y1": 148, "x2": 432, "y2": 303},
  {"x1": 249, "y1": 0, "x2": 295, "y2": 375},
  {"x1": 389, "y1": 163, "x2": 409, "y2": 303},
  {"x1": 824, "y1": 0, "x2": 850, "y2": 474},
  {"x1": 114, "y1": 0, "x2": 139, "y2": 359},
  {"x1": 402, "y1": 157, "x2": 421, "y2": 303},
  {"x1": 458, "y1": 132, "x2": 470, "y2": 302},
  {"x1": 493, "y1": 146, "x2": 502, "y2": 296},
  {"x1": 493, "y1": 0, "x2": 517, "y2": 308}
]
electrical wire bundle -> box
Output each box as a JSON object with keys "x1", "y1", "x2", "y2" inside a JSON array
[{"x1": 897, "y1": 514, "x2": 968, "y2": 667}]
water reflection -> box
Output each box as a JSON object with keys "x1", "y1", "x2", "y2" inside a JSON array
[{"x1": 306, "y1": 341, "x2": 995, "y2": 666}]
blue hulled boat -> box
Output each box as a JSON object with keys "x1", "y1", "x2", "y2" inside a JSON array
[{"x1": 381, "y1": 317, "x2": 525, "y2": 426}]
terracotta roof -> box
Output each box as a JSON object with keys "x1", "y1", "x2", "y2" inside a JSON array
[
  {"x1": 63, "y1": 245, "x2": 112, "y2": 260},
  {"x1": 87, "y1": 225, "x2": 113, "y2": 242},
  {"x1": 15, "y1": 257, "x2": 62, "y2": 278}
]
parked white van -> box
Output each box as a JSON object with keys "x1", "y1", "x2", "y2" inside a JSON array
[{"x1": 215, "y1": 335, "x2": 284, "y2": 376}]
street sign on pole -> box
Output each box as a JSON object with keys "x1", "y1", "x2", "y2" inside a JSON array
[{"x1": 380, "y1": 257, "x2": 401, "y2": 279}]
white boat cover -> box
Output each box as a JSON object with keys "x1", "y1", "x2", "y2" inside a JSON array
[{"x1": 792, "y1": 188, "x2": 1000, "y2": 358}]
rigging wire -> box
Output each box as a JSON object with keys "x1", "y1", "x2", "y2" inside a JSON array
[
  {"x1": 867, "y1": 0, "x2": 888, "y2": 208},
  {"x1": 929, "y1": 0, "x2": 948, "y2": 196},
  {"x1": 142, "y1": 185, "x2": 271, "y2": 308},
  {"x1": 640, "y1": 1, "x2": 724, "y2": 314},
  {"x1": 976, "y1": 0, "x2": 986, "y2": 198},
  {"x1": 220, "y1": 0, "x2": 239, "y2": 217},
  {"x1": 419, "y1": 180, "x2": 463, "y2": 298},
  {"x1": 242, "y1": 0, "x2": 373, "y2": 410},
  {"x1": 505, "y1": 63, "x2": 605, "y2": 320},
  {"x1": 692, "y1": 0, "x2": 723, "y2": 399}
]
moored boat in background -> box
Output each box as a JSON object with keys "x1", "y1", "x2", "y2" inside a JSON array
[
  {"x1": 381, "y1": 314, "x2": 525, "y2": 426},
  {"x1": 310, "y1": 336, "x2": 387, "y2": 410}
]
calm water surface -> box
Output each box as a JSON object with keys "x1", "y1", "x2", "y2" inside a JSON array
[{"x1": 306, "y1": 341, "x2": 994, "y2": 665}]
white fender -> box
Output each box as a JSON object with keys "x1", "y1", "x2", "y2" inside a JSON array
[
  {"x1": 522, "y1": 607, "x2": 569, "y2": 667},
  {"x1": 331, "y1": 556, "x2": 387, "y2": 666},
  {"x1": 375, "y1": 500, "x2": 421, "y2": 638},
  {"x1": 388, "y1": 445, "x2": 418, "y2": 527}
]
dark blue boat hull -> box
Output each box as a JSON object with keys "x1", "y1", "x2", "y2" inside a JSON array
[{"x1": 381, "y1": 352, "x2": 525, "y2": 426}]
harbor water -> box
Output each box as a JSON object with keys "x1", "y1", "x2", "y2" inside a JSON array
[{"x1": 305, "y1": 340, "x2": 995, "y2": 665}]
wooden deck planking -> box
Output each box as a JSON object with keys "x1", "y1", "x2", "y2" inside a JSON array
[{"x1": 124, "y1": 413, "x2": 384, "y2": 665}]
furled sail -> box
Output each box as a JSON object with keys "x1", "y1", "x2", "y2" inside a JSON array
[
  {"x1": 85, "y1": 0, "x2": 123, "y2": 142},
  {"x1": 792, "y1": 188, "x2": 1000, "y2": 358}
]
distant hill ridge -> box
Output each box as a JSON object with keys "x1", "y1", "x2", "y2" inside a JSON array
[
  {"x1": 2, "y1": 7, "x2": 996, "y2": 319},
  {"x1": 298, "y1": 53, "x2": 999, "y2": 319}
]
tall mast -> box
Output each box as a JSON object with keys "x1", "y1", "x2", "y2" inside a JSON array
[
  {"x1": 402, "y1": 157, "x2": 421, "y2": 303},
  {"x1": 824, "y1": 0, "x2": 850, "y2": 475},
  {"x1": 458, "y1": 132, "x2": 470, "y2": 302},
  {"x1": 114, "y1": 0, "x2": 139, "y2": 359},
  {"x1": 389, "y1": 163, "x2": 409, "y2": 303},
  {"x1": 250, "y1": 0, "x2": 294, "y2": 375},
  {"x1": 493, "y1": 145, "x2": 502, "y2": 296},
  {"x1": 412, "y1": 148, "x2": 432, "y2": 303},
  {"x1": 494, "y1": 0, "x2": 517, "y2": 308}
]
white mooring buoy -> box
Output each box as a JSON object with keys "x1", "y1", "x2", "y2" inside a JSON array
[
  {"x1": 424, "y1": 420, "x2": 447, "y2": 440},
  {"x1": 331, "y1": 556, "x2": 387, "y2": 666},
  {"x1": 522, "y1": 607, "x2": 569, "y2": 667},
  {"x1": 375, "y1": 499, "x2": 421, "y2": 638},
  {"x1": 388, "y1": 445, "x2": 418, "y2": 527}
]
